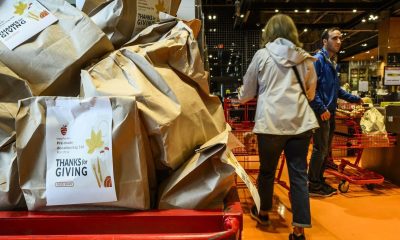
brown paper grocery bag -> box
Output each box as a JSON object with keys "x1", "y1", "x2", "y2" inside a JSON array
[
  {"x1": 81, "y1": 20, "x2": 226, "y2": 170},
  {"x1": 157, "y1": 127, "x2": 235, "y2": 209},
  {"x1": 0, "y1": 63, "x2": 32, "y2": 210},
  {"x1": 127, "y1": 20, "x2": 212, "y2": 95},
  {"x1": 0, "y1": 0, "x2": 114, "y2": 97},
  {"x1": 16, "y1": 96, "x2": 153, "y2": 211},
  {"x1": 82, "y1": 0, "x2": 181, "y2": 48},
  {"x1": 82, "y1": 0, "x2": 136, "y2": 48},
  {"x1": 0, "y1": 61, "x2": 32, "y2": 103},
  {"x1": 0, "y1": 103, "x2": 26, "y2": 210}
]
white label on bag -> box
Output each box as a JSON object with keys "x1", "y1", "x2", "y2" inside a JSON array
[
  {"x1": 0, "y1": 0, "x2": 58, "y2": 50},
  {"x1": 45, "y1": 98, "x2": 116, "y2": 206},
  {"x1": 134, "y1": 0, "x2": 172, "y2": 34}
]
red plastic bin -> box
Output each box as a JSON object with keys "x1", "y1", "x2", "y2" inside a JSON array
[{"x1": 0, "y1": 188, "x2": 242, "y2": 240}]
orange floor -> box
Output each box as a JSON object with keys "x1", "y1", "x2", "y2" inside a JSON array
[{"x1": 237, "y1": 156, "x2": 400, "y2": 240}]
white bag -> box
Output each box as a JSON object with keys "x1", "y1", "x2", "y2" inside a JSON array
[
  {"x1": 16, "y1": 96, "x2": 153, "y2": 211},
  {"x1": 360, "y1": 107, "x2": 386, "y2": 133}
]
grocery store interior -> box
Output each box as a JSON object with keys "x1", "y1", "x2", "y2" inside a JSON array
[
  {"x1": 1, "y1": 0, "x2": 400, "y2": 239},
  {"x1": 202, "y1": 0, "x2": 400, "y2": 240},
  {"x1": 201, "y1": 0, "x2": 400, "y2": 239}
]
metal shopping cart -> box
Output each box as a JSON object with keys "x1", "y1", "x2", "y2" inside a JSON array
[
  {"x1": 223, "y1": 98, "x2": 256, "y2": 130},
  {"x1": 0, "y1": 187, "x2": 243, "y2": 240},
  {"x1": 327, "y1": 103, "x2": 397, "y2": 193},
  {"x1": 224, "y1": 98, "x2": 289, "y2": 190}
]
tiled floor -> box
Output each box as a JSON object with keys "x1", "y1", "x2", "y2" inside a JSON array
[{"x1": 237, "y1": 157, "x2": 400, "y2": 240}]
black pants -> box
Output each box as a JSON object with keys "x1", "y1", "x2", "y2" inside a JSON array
[
  {"x1": 257, "y1": 131, "x2": 312, "y2": 227},
  {"x1": 308, "y1": 115, "x2": 335, "y2": 183}
]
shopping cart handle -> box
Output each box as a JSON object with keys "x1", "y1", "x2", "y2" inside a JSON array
[{"x1": 205, "y1": 216, "x2": 241, "y2": 240}]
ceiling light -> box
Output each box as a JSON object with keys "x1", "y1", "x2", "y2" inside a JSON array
[
  {"x1": 352, "y1": 56, "x2": 355, "y2": 59},
  {"x1": 371, "y1": 56, "x2": 374, "y2": 59},
  {"x1": 294, "y1": 9, "x2": 298, "y2": 13},
  {"x1": 340, "y1": 50, "x2": 345, "y2": 54},
  {"x1": 303, "y1": 28, "x2": 308, "y2": 32},
  {"x1": 209, "y1": 54, "x2": 213, "y2": 58},
  {"x1": 353, "y1": 9, "x2": 357, "y2": 13},
  {"x1": 262, "y1": 29, "x2": 265, "y2": 32},
  {"x1": 388, "y1": 46, "x2": 391, "y2": 49},
  {"x1": 240, "y1": 14, "x2": 244, "y2": 18},
  {"x1": 362, "y1": 18, "x2": 366, "y2": 23},
  {"x1": 368, "y1": 14, "x2": 378, "y2": 21},
  {"x1": 208, "y1": 15, "x2": 212, "y2": 20},
  {"x1": 306, "y1": 9, "x2": 310, "y2": 13},
  {"x1": 275, "y1": 9, "x2": 279, "y2": 13},
  {"x1": 366, "y1": 51, "x2": 370, "y2": 53},
  {"x1": 362, "y1": 43, "x2": 367, "y2": 47},
  {"x1": 213, "y1": 15, "x2": 216, "y2": 20}
]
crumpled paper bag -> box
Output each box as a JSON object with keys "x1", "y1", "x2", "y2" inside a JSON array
[
  {"x1": 0, "y1": 63, "x2": 32, "y2": 210},
  {"x1": 81, "y1": 0, "x2": 136, "y2": 48},
  {"x1": 82, "y1": 0, "x2": 181, "y2": 48},
  {"x1": 16, "y1": 96, "x2": 154, "y2": 211},
  {"x1": 157, "y1": 126, "x2": 235, "y2": 209},
  {"x1": 360, "y1": 107, "x2": 386, "y2": 133},
  {"x1": 0, "y1": 0, "x2": 114, "y2": 96},
  {"x1": 0, "y1": 103, "x2": 26, "y2": 210},
  {"x1": 81, "y1": 19, "x2": 226, "y2": 170},
  {"x1": 0, "y1": 61, "x2": 32, "y2": 103}
]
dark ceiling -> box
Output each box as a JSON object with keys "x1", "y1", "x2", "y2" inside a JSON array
[{"x1": 202, "y1": 0, "x2": 400, "y2": 60}]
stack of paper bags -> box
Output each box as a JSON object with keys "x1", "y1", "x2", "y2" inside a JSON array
[{"x1": 81, "y1": 19, "x2": 226, "y2": 171}]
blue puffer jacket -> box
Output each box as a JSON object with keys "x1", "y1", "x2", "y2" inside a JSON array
[{"x1": 310, "y1": 48, "x2": 360, "y2": 115}]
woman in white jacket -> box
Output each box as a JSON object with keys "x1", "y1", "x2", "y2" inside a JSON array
[{"x1": 238, "y1": 14, "x2": 318, "y2": 240}]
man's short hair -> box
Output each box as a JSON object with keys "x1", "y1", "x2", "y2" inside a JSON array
[{"x1": 321, "y1": 27, "x2": 341, "y2": 41}]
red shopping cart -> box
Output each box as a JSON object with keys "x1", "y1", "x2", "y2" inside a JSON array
[
  {"x1": 327, "y1": 103, "x2": 397, "y2": 193},
  {"x1": 223, "y1": 98, "x2": 256, "y2": 130},
  {"x1": 224, "y1": 98, "x2": 289, "y2": 190},
  {"x1": 0, "y1": 187, "x2": 243, "y2": 240}
]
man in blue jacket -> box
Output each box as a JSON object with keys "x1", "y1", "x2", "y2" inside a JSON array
[{"x1": 308, "y1": 27, "x2": 362, "y2": 197}]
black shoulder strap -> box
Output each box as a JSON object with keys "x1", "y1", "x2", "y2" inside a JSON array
[{"x1": 292, "y1": 66, "x2": 309, "y2": 102}]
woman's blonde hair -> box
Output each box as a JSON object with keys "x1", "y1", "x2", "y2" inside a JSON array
[{"x1": 261, "y1": 14, "x2": 302, "y2": 48}]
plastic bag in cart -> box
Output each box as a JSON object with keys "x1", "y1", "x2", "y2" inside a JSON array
[{"x1": 360, "y1": 107, "x2": 386, "y2": 134}]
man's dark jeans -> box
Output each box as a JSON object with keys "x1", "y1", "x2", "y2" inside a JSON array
[
  {"x1": 308, "y1": 115, "x2": 335, "y2": 183},
  {"x1": 257, "y1": 131, "x2": 312, "y2": 228}
]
